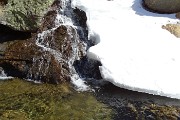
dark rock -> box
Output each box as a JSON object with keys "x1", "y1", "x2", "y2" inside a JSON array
[
  {"x1": 73, "y1": 8, "x2": 87, "y2": 30},
  {"x1": 0, "y1": 24, "x2": 31, "y2": 65},
  {"x1": 0, "y1": 0, "x2": 87, "y2": 83},
  {"x1": 143, "y1": 0, "x2": 180, "y2": 13},
  {"x1": 94, "y1": 82, "x2": 180, "y2": 120},
  {"x1": 74, "y1": 56, "x2": 102, "y2": 79},
  {"x1": 40, "y1": 10, "x2": 58, "y2": 31},
  {"x1": 0, "y1": 0, "x2": 102, "y2": 84},
  {"x1": 0, "y1": 0, "x2": 7, "y2": 5},
  {"x1": 0, "y1": 24, "x2": 31, "y2": 43},
  {"x1": 2, "y1": 24, "x2": 86, "y2": 83}
]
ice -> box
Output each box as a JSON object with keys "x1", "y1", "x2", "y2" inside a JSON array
[{"x1": 72, "y1": 0, "x2": 180, "y2": 99}]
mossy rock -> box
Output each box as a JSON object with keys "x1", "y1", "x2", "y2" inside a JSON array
[
  {"x1": 0, "y1": 0, "x2": 55, "y2": 31},
  {"x1": 144, "y1": 0, "x2": 180, "y2": 13}
]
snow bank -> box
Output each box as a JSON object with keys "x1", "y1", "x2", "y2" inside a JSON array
[{"x1": 72, "y1": 0, "x2": 180, "y2": 99}]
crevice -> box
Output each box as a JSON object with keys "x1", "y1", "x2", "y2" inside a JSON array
[
  {"x1": 0, "y1": 24, "x2": 31, "y2": 43},
  {"x1": 0, "y1": 62, "x2": 27, "y2": 78}
]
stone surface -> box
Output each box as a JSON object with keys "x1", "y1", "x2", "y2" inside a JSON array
[
  {"x1": 0, "y1": 0, "x2": 55, "y2": 32},
  {"x1": 144, "y1": 0, "x2": 180, "y2": 13},
  {"x1": 176, "y1": 12, "x2": 180, "y2": 19},
  {"x1": 0, "y1": 0, "x2": 103, "y2": 83},
  {"x1": 162, "y1": 24, "x2": 180, "y2": 38},
  {"x1": 0, "y1": 0, "x2": 88, "y2": 83},
  {"x1": 2, "y1": 25, "x2": 86, "y2": 83}
]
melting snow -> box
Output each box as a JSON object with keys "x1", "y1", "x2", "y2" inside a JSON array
[{"x1": 72, "y1": 0, "x2": 180, "y2": 99}]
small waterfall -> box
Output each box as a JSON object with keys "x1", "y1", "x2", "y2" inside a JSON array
[{"x1": 26, "y1": 0, "x2": 89, "y2": 89}]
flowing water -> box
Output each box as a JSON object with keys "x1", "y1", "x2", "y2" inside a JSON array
[{"x1": 1, "y1": 0, "x2": 180, "y2": 119}]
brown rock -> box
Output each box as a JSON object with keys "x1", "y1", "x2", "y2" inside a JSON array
[
  {"x1": 0, "y1": 0, "x2": 7, "y2": 5},
  {"x1": 162, "y1": 24, "x2": 180, "y2": 38},
  {"x1": 176, "y1": 12, "x2": 180, "y2": 19},
  {"x1": 0, "y1": 0, "x2": 88, "y2": 83},
  {"x1": 144, "y1": 0, "x2": 180, "y2": 13},
  {"x1": 3, "y1": 24, "x2": 86, "y2": 83}
]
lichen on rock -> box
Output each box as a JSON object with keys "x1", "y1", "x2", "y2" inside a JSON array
[
  {"x1": 162, "y1": 24, "x2": 180, "y2": 38},
  {"x1": 1, "y1": 0, "x2": 55, "y2": 31}
]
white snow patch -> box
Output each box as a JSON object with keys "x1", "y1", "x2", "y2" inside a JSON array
[{"x1": 72, "y1": 0, "x2": 180, "y2": 99}]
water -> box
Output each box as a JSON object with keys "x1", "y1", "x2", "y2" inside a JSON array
[
  {"x1": 33, "y1": 0, "x2": 88, "y2": 87},
  {"x1": 0, "y1": 67, "x2": 13, "y2": 80}
]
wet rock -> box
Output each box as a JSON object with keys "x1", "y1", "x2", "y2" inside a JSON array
[
  {"x1": 2, "y1": 24, "x2": 86, "y2": 83},
  {"x1": 74, "y1": 56, "x2": 102, "y2": 79},
  {"x1": 0, "y1": 0, "x2": 101, "y2": 84},
  {"x1": 0, "y1": 24, "x2": 31, "y2": 66},
  {"x1": 0, "y1": 24, "x2": 31, "y2": 43},
  {"x1": 0, "y1": 0, "x2": 55, "y2": 32},
  {"x1": 0, "y1": 0, "x2": 87, "y2": 83},
  {"x1": 95, "y1": 82, "x2": 180, "y2": 120},
  {"x1": 143, "y1": 0, "x2": 180, "y2": 13},
  {"x1": 162, "y1": 24, "x2": 180, "y2": 38},
  {"x1": 73, "y1": 8, "x2": 88, "y2": 30}
]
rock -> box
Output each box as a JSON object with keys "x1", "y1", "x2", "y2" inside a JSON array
[
  {"x1": 0, "y1": 0, "x2": 55, "y2": 32},
  {"x1": 0, "y1": 24, "x2": 31, "y2": 42},
  {"x1": 0, "y1": 0, "x2": 87, "y2": 83},
  {"x1": 162, "y1": 24, "x2": 180, "y2": 38},
  {"x1": 176, "y1": 12, "x2": 180, "y2": 19},
  {"x1": 0, "y1": 0, "x2": 101, "y2": 83},
  {"x1": 0, "y1": 0, "x2": 5, "y2": 16},
  {"x1": 74, "y1": 56, "x2": 102, "y2": 79},
  {"x1": 144, "y1": 0, "x2": 180, "y2": 13},
  {"x1": 2, "y1": 24, "x2": 86, "y2": 83},
  {"x1": 0, "y1": 24, "x2": 31, "y2": 66}
]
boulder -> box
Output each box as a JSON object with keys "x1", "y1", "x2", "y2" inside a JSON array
[
  {"x1": 0, "y1": 0, "x2": 55, "y2": 32},
  {"x1": 2, "y1": 24, "x2": 86, "y2": 83},
  {"x1": 144, "y1": 0, "x2": 180, "y2": 13},
  {"x1": 0, "y1": 1, "x2": 87, "y2": 83}
]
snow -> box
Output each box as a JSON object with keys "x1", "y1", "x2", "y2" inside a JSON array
[{"x1": 72, "y1": 0, "x2": 180, "y2": 99}]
